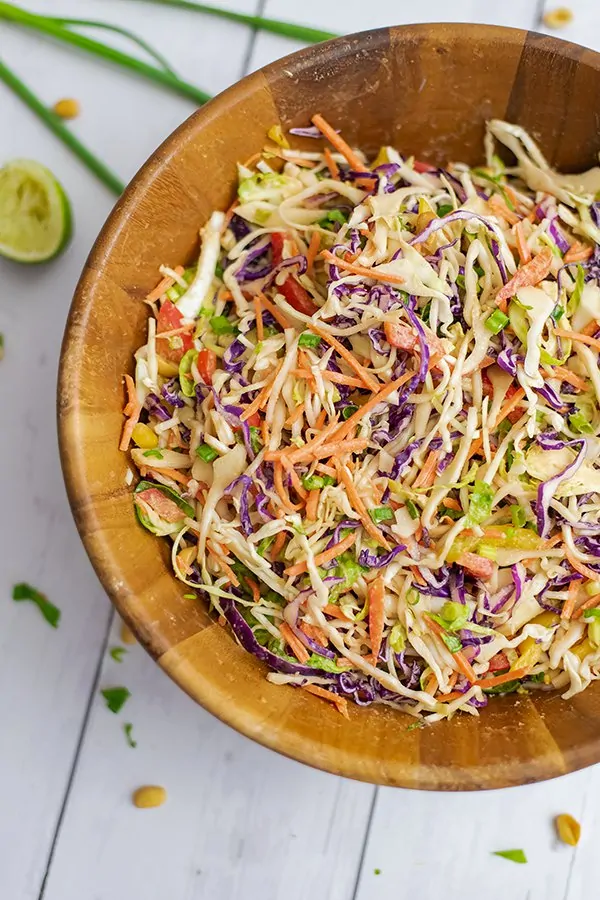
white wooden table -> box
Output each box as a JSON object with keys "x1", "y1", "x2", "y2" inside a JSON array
[{"x1": 1, "y1": 2, "x2": 598, "y2": 898}]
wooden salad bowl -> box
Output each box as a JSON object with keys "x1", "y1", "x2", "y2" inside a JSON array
[{"x1": 59, "y1": 23, "x2": 600, "y2": 790}]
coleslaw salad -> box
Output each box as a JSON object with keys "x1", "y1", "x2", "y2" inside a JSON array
[{"x1": 120, "y1": 115, "x2": 600, "y2": 724}]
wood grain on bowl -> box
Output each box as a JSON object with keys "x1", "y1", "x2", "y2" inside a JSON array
[{"x1": 58, "y1": 23, "x2": 600, "y2": 789}]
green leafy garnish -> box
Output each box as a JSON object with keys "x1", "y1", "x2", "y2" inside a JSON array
[
  {"x1": 405, "y1": 499, "x2": 420, "y2": 520},
  {"x1": 183, "y1": 592, "x2": 197, "y2": 600},
  {"x1": 142, "y1": 448, "x2": 164, "y2": 459},
  {"x1": 123, "y1": 722, "x2": 137, "y2": 748},
  {"x1": 369, "y1": 506, "x2": 394, "y2": 524},
  {"x1": 302, "y1": 474, "x2": 335, "y2": 490},
  {"x1": 551, "y1": 304, "x2": 565, "y2": 322},
  {"x1": 569, "y1": 409, "x2": 594, "y2": 434},
  {"x1": 583, "y1": 608, "x2": 600, "y2": 619},
  {"x1": 441, "y1": 632, "x2": 463, "y2": 653},
  {"x1": 196, "y1": 443, "x2": 219, "y2": 462},
  {"x1": 467, "y1": 480, "x2": 494, "y2": 525},
  {"x1": 101, "y1": 686, "x2": 131, "y2": 714},
  {"x1": 109, "y1": 646, "x2": 127, "y2": 663},
  {"x1": 307, "y1": 653, "x2": 343, "y2": 673},
  {"x1": 319, "y1": 209, "x2": 348, "y2": 230},
  {"x1": 437, "y1": 204, "x2": 453, "y2": 217},
  {"x1": 210, "y1": 314, "x2": 237, "y2": 335},
  {"x1": 249, "y1": 425, "x2": 262, "y2": 454},
  {"x1": 298, "y1": 332, "x2": 321, "y2": 349},
  {"x1": 511, "y1": 505, "x2": 526, "y2": 528},
  {"x1": 12, "y1": 582, "x2": 60, "y2": 628},
  {"x1": 492, "y1": 849, "x2": 527, "y2": 864}
]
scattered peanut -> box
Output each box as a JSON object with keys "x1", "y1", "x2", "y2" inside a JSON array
[
  {"x1": 132, "y1": 785, "x2": 167, "y2": 809},
  {"x1": 555, "y1": 813, "x2": 581, "y2": 846},
  {"x1": 120, "y1": 621, "x2": 136, "y2": 645},
  {"x1": 53, "y1": 98, "x2": 80, "y2": 119},
  {"x1": 542, "y1": 7, "x2": 574, "y2": 29}
]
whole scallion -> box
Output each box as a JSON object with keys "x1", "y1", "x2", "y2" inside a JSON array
[{"x1": 126, "y1": 0, "x2": 338, "y2": 43}]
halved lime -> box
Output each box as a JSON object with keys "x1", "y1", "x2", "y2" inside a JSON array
[{"x1": 0, "y1": 159, "x2": 72, "y2": 263}]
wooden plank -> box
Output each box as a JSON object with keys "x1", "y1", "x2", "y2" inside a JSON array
[
  {"x1": 539, "y1": 1, "x2": 599, "y2": 51},
  {"x1": 41, "y1": 617, "x2": 374, "y2": 900},
  {"x1": 249, "y1": 0, "x2": 541, "y2": 70},
  {"x1": 355, "y1": 769, "x2": 592, "y2": 900},
  {"x1": 0, "y1": 2, "x2": 262, "y2": 898}
]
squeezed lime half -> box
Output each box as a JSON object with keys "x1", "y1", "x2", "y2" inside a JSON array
[{"x1": 0, "y1": 159, "x2": 72, "y2": 263}]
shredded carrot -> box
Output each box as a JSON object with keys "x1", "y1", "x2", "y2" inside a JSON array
[
  {"x1": 246, "y1": 577, "x2": 261, "y2": 605},
  {"x1": 253, "y1": 294, "x2": 264, "y2": 341},
  {"x1": 286, "y1": 402, "x2": 306, "y2": 427},
  {"x1": 305, "y1": 489, "x2": 320, "y2": 522},
  {"x1": 514, "y1": 221, "x2": 531, "y2": 263},
  {"x1": 554, "y1": 328, "x2": 600, "y2": 352},
  {"x1": 573, "y1": 594, "x2": 600, "y2": 619},
  {"x1": 410, "y1": 565, "x2": 425, "y2": 585},
  {"x1": 550, "y1": 366, "x2": 588, "y2": 392},
  {"x1": 274, "y1": 461, "x2": 303, "y2": 513},
  {"x1": 368, "y1": 576, "x2": 385, "y2": 663},
  {"x1": 426, "y1": 616, "x2": 478, "y2": 683},
  {"x1": 544, "y1": 534, "x2": 563, "y2": 550},
  {"x1": 284, "y1": 531, "x2": 357, "y2": 577},
  {"x1": 443, "y1": 497, "x2": 462, "y2": 512},
  {"x1": 315, "y1": 408, "x2": 327, "y2": 430},
  {"x1": 423, "y1": 672, "x2": 438, "y2": 695},
  {"x1": 496, "y1": 247, "x2": 553, "y2": 305},
  {"x1": 241, "y1": 364, "x2": 281, "y2": 422},
  {"x1": 305, "y1": 318, "x2": 379, "y2": 391},
  {"x1": 328, "y1": 370, "x2": 417, "y2": 446},
  {"x1": 495, "y1": 387, "x2": 526, "y2": 428},
  {"x1": 489, "y1": 194, "x2": 521, "y2": 226},
  {"x1": 148, "y1": 467, "x2": 190, "y2": 487},
  {"x1": 280, "y1": 622, "x2": 310, "y2": 663},
  {"x1": 303, "y1": 683, "x2": 349, "y2": 718},
  {"x1": 564, "y1": 240, "x2": 593, "y2": 264},
  {"x1": 122, "y1": 373, "x2": 138, "y2": 416},
  {"x1": 304, "y1": 438, "x2": 369, "y2": 462},
  {"x1": 293, "y1": 368, "x2": 367, "y2": 390},
  {"x1": 321, "y1": 248, "x2": 405, "y2": 287},
  {"x1": 311, "y1": 113, "x2": 368, "y2": 173},
  {"x1": 119, "y1": 375, "x2": 141, "y2": 452},
  {"x1": 154, "y1": 322, "x2": 195, "y2": 340},
  {"x1": 582, "y1": 319, "x2": 599, "y2": 336},
  {"x1": 435, "y1": 690, "x2": 464, "y2": 703},
  {"x1": 335, "y1": 462, "x2": 391, "y2": 550},
  {"x1": 412, "y1": 449, "x2": 440, "y2": 489},
  {"x1": 299, "y1": 621, "x2": 328, "y2": 646},
  {"x1": 315, "y1": 462, "x2": 337, "y2": 477},
  {"x1": 566, "y1": 548, "x2": 598, "y2": 582},
  {"x1": 476, "y1": 668, "x2": 530, "y2": 690},
  {"x1": 283, "y1": 416, "x2": 341, "y2": 464},
  {"x1": 306, "y1": 231, "x2": 321, "y2": 273},
  {"x1": 145, "y1": 265, "x2": 184, "y2": 302},
  {"x1": 261, "y1": 418, "x2": 270, "y2": 446},
  {"x1": 206, "y1": 544, "x2": 239, "y2": 587},
  {"x1": 271, "y1": 530, "x2": 287, "y2": 561},
  {"x1": 323, "y1": 147, "x2": 339, "y2": 178},
  {"x1": 323, "y1": 603, "x2": 351, "y2": 620},
  {"x1": 562, "y1": 579, "x2": 579, "y2": 620},
  {"x1": 257, "y1": 291, "x2": 292, "y2": 330},
  {"x1": 280, "y1": 457, "x2": 309, "y2": 500}
]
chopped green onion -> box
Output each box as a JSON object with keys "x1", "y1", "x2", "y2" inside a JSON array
[
  {"x1": 407, "y1": 588, "x2": 420, "y2": 606},
  {"x1": 249, "y1": 425, "x2": 262, "y2": 454},
  {"x1": 369, "y1": 506, "x2": 394, "y2": 524},
  {"x1": 437, "y1": 203, "x2": 453, "y2": 217},
  {"x1": 210, "y1": 314, "x2": 236, "y2": 335},
  {"x1": 485, "y1": 309, "x2": 509, "y2": 334},
  {"x1": 183, "y1": 592, "x2": 197, "y2": 600},
  {"x1": 389, "y1": 622, "x2": 406, "y2": 652},
  {"x1": 196, "y1": 443, "x2": 218, "y2": 462},
  {"x1": 301, "y1": 473, "x2": 335, "y2": 490},
  {"x1": 492, "y1": 849, "x2": 527, "y2": 865},
  {"x1": 441, "y1": 633, "x2": 462, "y2": 653},
  {"x1": 551, "y1": 304, "x2": 565, "y2": 322},
  {"x1": 142, "y1": 448, "x2": 164, "y2": 459},
  {"x1": 12, "y1": 582, "x2": 60, "y2": 628},
  {"x1": 405, "y1": 499, "x2": 420, "y2": 520},
  {"x1": 583, "y1": 608, "x2": 600, "y2": 619},
  {"x1": 342, "y1": 405, "x2": 359, "y2": 420},
  {"x1": 569, "y1": 409, "x2": 594, "y2": 434},
  {"x1": 215, "y1": 261, "x2": 224, "y2": 279},
  {"x1": 511, "y1": 505, "x2": 526, "y2": 528},
  {"x1": 298, "y1": 332, "x2": 321, "y2": 349},
  {"x1": 585, "y1": 581, "x2": 600, "y2": 596},
  {"x1": 109, "y1": 646, "x2": 127, "y2": 663},
  {"x1": 101, "y1": 686, "x2": 131, "y2": 714},
  {"x1": 257, "y1": 535, "x2": 275, "y2": 557},
  {"x1": 123, "y1": 722, "x2": 137, "y2": 748},
  {"x1": 467, "y1": 481, "x2": 494, "y2": 525},
  {"x1": 319, "y1": 209, "x2": 348, "y2": 230}
]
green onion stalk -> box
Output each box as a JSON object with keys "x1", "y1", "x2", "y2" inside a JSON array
[
  {"x1": 0, "y1": 1, "x2": 211, "y2": 105},
  {"x1": 123, "y1": 0, "x2": 338, "y2": 43}
]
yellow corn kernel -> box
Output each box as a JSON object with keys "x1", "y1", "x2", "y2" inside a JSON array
[
  {"x1": 157, "y1": 355, "x2": 179, "y2": 377},
  {"x1": 533, "y1": 611, "x2": 561, "y2": 629},
  {"x1": 371, "y1": 146, "x2": 391, "y2": 169},
  {"x1": 555, "y1": 813, "x2": 581, "y2": 846},
  {"x1": 543, "y1": 7, "x2": 573, "y2": 29},
  {"x1": 131, "y1": 423, "x2": 158, "y2": 450},
  {"x1": 120, "y1": 621, "x2": 136, "y2": 645},
  {"x1": 132, "y1": 786, "x2": 167, "y2": 809},
  {"x1": 53, "y1": 97, "x2": 80, "y2": 119},
  {"x1": 512, "y1": 612, "x2": 560, "y2": 670}
]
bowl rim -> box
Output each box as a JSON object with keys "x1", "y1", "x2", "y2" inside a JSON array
[{"x1": 59, "y1": 21, "x2": 600, "y2": 790}]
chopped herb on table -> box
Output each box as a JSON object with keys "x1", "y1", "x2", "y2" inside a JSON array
[
  {"x1": 492, "y1": 849, "x2": 527, "y2": 864},
  {"x1": 124, "y1": 722, "x2": 137, "y2": 748},
  {"x1": 12, "y1": 582, "x2": 60, "y2": 628},
  {"x1": 109, "y1": 646, "x2": 127, "y2": 663},
  {"x1": 101, "y1": 686, "x2": 131, "y2": 714}
]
